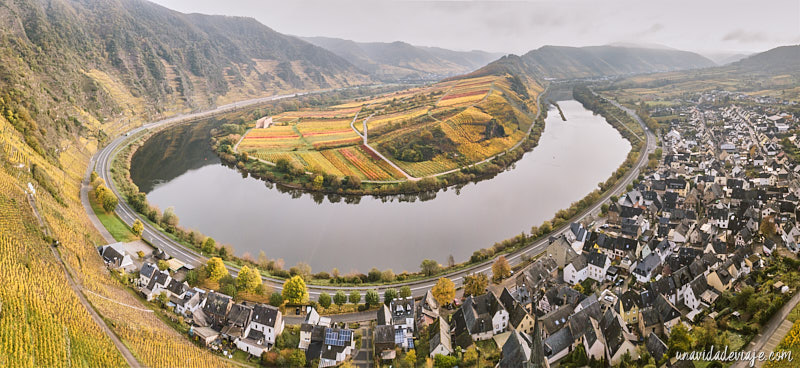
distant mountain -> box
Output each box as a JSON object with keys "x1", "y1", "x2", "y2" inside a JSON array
[
  {"x1": 728, "y1": 45, "x2": 800, "y2": 74},
  {"x1": 301, "y1": 36, "x2": 504, "y2": 81},
  {"x1": 518, "y1": 45, "x2": 717, "y2": 80},
  {"x1": 702, "y1": 52, "x2": 752, "y2": 65}
]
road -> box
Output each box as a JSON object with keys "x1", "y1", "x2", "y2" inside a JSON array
[{"x1": 88, "y1": 88, "x2": 655, "y2": 303}]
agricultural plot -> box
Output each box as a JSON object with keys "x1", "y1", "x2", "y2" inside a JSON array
[{"x1": 238, "y1": 71, "x2": 540, "y2": 181}]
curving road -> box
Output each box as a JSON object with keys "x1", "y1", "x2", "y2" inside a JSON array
[{"x1": 88, "y1": 88, "x2": 655, "y2": 301}]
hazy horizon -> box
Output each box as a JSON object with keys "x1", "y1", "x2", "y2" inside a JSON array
[{"x1": 149, "y1": 0, "x2": 800, "y2": 56}]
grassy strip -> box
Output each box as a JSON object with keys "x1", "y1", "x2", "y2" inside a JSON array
[{"x1": 89, "y1": 188, "x2": 138, "y2": 243}]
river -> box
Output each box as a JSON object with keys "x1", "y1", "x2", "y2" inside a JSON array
[{"x1": 130, "y1": 99, "x2": 630, "y2": 273}]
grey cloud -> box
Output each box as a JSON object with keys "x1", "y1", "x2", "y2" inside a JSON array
[{"x1": 722, "y1": 29, "x2": 768, "y2": 43}]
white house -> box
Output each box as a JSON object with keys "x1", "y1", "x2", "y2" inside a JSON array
[
  {"x1": 235, "y1": 304, "x2": 284, "y2": 357},
  {"x1": 98, "y1": 242, "x2": 135, "y2": 271},
  {"x1": 586, "y1": 252, "x2": 610, "y2": 283},
  {"x1": 563, "y1": 255, "x2": 588, "y2": 285}
]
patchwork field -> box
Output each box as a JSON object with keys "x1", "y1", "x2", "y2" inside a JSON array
[{"x1": 238, "y1": 72, "x2": 541, "y2": 180}]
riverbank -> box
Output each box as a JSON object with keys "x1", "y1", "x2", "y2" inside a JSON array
[{"x1": 107, "y1": 87, "x2": 652, "y2": 285}]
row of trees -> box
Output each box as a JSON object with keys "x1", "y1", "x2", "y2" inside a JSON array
[{"x1": 90, "y1": 172, "x2": 118, "y2": 213}]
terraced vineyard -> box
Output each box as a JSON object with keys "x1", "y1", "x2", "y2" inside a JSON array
[
  {"x1": 237, "y1": 72, "x2": 542, "y2": 180},
  {"x1": 1, "y1": 116, "x2": 232, "y2": 367}
]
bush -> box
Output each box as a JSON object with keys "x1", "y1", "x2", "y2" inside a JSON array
[
  {"x1": 269, "y1": 292, "x2": 284, "y2": 307},
  {"x1": 318, "y1": 292, "x2": 332, "y2": 308}
]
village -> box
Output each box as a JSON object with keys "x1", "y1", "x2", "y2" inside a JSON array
[{"x1": 95, "y1": 92, "x2": 800, "y2": 367}]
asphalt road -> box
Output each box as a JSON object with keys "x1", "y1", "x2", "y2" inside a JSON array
[{"x1": 89, "y1": 88, "x2": 655, "y2": 301}]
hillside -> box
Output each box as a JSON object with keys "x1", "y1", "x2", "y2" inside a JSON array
[
  {"x1": 602, "y1": 45, "x2": 800, "y2": 103},
  {"x1": 728, "y1": 45, "x2": 800, "y2": 75},
  {"x1": 301, "y1": 36, "x2": 503, "y2": 81},
  {"x1": 0, "y1": 0, "x2": 370, "y2": 152},
  {"x1": 519, "y1": 45, "x2": 716, "y2": 80},
  {"x1": 0, "y1": 0, "x2": 372, "y2": 365}
]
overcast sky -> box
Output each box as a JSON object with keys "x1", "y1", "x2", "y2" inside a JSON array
[{"x1": 150, "y1": 0, "x2": 800, "y2": 56}]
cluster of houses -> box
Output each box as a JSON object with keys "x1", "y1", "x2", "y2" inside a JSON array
[
  {"x1": 404, "y1": 98, "x2": 798, "y2": 366},
  {"x1": 136, "y1": 262, "x2": 285, "y2": 360}
]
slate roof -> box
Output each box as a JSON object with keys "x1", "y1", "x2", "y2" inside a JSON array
[
  {"x1": 543, "y1": 325, "x2": 573, "y2": 358},
  {"x1": 567, "y1": 254, "x2": 588, "y2": 271},
  {"x1": 646, "y1": 332, "x2": 668, "y2": 361},
  {"x1": 498, "y1": 329, "x2": 531, "y2": 368},
  {"x1": 139, "y1": 263, "x2": 157, "y2": 279},
  {"x1": 251, "y1": 304, "x2": 280, "y2": 328},
  {"x1": 540, "y1": 305, "x2": 573, "y2": 336},
  {"x1": 640, "y1": 307, "x2": 660, "y2": 327},
  {"x1": 203, "y1": 291, "x2": 232, "y2": 318},
  {"x1": 429, "y1": 317, "x2": 452, "y2": 355},
  {"x1": 586, "y1": 252, "x2": 608, "y2": 268},
  {"x1": 452, "y1": 293, "x2": 505, "y2": 337},
  {"x1": 377, "y1": 304, "x2": 391, "y2": 326},
  {"x1": 166, "y1": 279, "x2": 188, "y2": 296},
  {"x1": 633, "y1": 253, "x2": 661, "y2": 279},
  {"x1": 374, "y1": 325, "x2": 394, "y2": 347},
  {"x1": 654, "y1": 294, "x2": 681, "y2": 323},
  {"x1": 618, "y1": 290, "x2": 641, "y2": 312}
]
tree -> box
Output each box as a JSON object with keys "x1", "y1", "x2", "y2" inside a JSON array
[
  {"x1": 205, "y1": 257, "x2": 228, "y2": 282},
  {"x1": 185, "y1": 270, "x2": 199, "y2": 286},
  {"x1": 201, "y1": 237, "x2": 216, "y2": 254},
  {"x1": 399, "y1": 286, "x2": 412, "y2": 298},
  {"x1": 131, "y1": 219, "x2": 143, "y2": 237},
  {"x1": 667, "y1": 323, "x2": 693, "y2": 356},
  {"x1": 334, "y1": 291, "x2": 347, "y2": 306},
  {"x1": 381, "y1": 269, "x2": 395, "y2": 282},
  {"x1": 420, "y1": 259, "x2": 439, "y2": 276},
  {"x1": 236, "y1": 265, "x2": 261, "y2": 293},
  {"x1": 282, "y1": 276, "x2": 309, "y2": 304},
  {"x1": 463, "y1": 347, "x2": 479, "y2": 365},
  {"x1": 463, "y1": 273, "x2": 489, "y2": 297},
  {"x1": 312, "y1": 175, "x2": 324, "y2": 189},
  {"x1": 365, "y1": 289, "x2": 380, "y2": 307},
  {"x1": 492, "y1": 256, "x2": 511, "y2": 282},
  {"x1": 161, "y1": 207, "x2": 179, "y2": 228},
  {"x1": 283, "y1": 349, "x2": 306, "y2": 368},
  {"x1": 318, "y1": 292, "x2": 332, "y2": 308},
  {"x1": 404, "y1": 350, "x2": 417, "y2": 366},
  {"x1": 434, "y1": 354, "x2": 458, "y2": 368},
  {"x1": 384, "y1": 288, "x2": 398, "y2": 305},
  {"x1": 269, "y1": 292, "x2": 284, "y2": 307},
  {"x1": 431, "y1": 278, "x2": 455, "y2": 307},
  {"x1": 157, "y1": 259, "x2": 169, "y2": 271},
  {"x1": 101, "y1": 190, "x2": 118, "y2": 213},
  {"x1": 349, "y1": 291, "x2": 361, "y2": 304},
  {"x1": 156, "y1": 292, "x2": 169, "y2": 308}
]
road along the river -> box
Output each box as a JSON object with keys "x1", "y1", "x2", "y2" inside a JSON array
[{"x1": 89, "y1": 89, "x2": 655, "y2": 300}]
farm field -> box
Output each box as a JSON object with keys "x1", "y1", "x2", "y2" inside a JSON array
[{"x1": 237, "y1": 71, "x2": 541, "y2": 181}]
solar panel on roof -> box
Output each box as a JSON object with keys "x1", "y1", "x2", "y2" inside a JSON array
[{"x1": 324, "y1": 328, "x2": 352, "y2": 347}]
